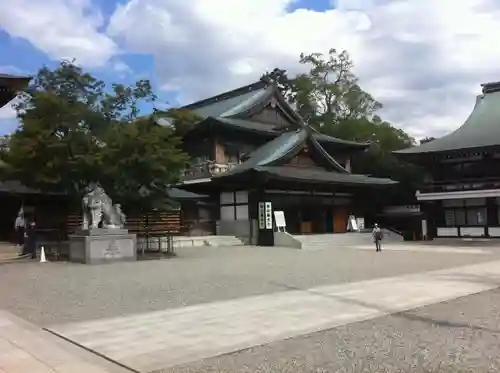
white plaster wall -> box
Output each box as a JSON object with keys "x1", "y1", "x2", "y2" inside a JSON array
[
  {"x1": 437, "y1": 227, "x2": 458, "y2": 237},
  {"x1": 460, "y1": 227, "x2": 485, "y2": 237}
]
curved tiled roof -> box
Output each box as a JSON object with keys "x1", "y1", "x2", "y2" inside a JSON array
[
  {"x1": 395, "y1": 82, "x2": 500, "y2": 155},
  {"x1": 255, "y1": 166, "x2": 397, "y2": 185},
  {"x1": 177, "y1": 79, "x2": 370, "y2": 150}
]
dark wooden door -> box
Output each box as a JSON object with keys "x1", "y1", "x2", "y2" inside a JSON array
[{"x1": 333, "y1": 207, "x2": 348, "y2": 233}]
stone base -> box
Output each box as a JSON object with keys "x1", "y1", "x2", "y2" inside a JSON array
[
  {"x1": 69, "y1": 229, "x2": 137, "y2": 264},
  {"x1": 74, "y1": 228, "x2": 129, "y2": 236}
]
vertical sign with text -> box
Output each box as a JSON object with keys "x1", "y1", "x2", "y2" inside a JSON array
[
  {"x1": 264, "y1": 202, "x2": 273, "y2": 229},
  {"x1": 258, "y1": 202, "x2": 266, "y2": 229}
]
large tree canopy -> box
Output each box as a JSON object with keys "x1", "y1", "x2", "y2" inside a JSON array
[
  {"x1": 263, "y1": 49, "x2": 424, "y2": 199},
  {"x1": 264, "y1": 49, "x2": 415, "y2": 151},
  {"x1": 1, "y1": 61, "x2": 188, "y2": 212}
]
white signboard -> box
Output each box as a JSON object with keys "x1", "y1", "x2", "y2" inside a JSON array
[
  {"x1": 258, "y1": 202, "x2": 266, "y2": 229},
  {"x1": 274, "y1": 210, "x2": 286, "y2": 229},
  {"x1": 347, "y1": 215, "x2": 359, "y2": 231},
  {"x1": 265, "y1": 202, "x2": 273, "y2": 229},
  {"x1": 356, "y1": 217, "x2": 365, "y2": 230}
]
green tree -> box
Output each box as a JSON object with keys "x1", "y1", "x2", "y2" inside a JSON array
[
  {"x1": 98, "y1": 117, "x2": 188, "y2": 212},
  {"x1": 1, "y1": 61, "x2": 188, "y2": 212},
  {"x1": 290, "y1": 49, "x2": 413, "y2": 147},
  {"x1": 266, "y1": 49, "x2": 423, "y2": 199},
  {"x1": 154, "y1": 108, "x2": 201, "y2": 137},
  {"x1": 292, "y1": 49, "x2": 381, "y2": 125},
  {"x1": 261, "y1": 68, "x2": 295, "y2": 101}
]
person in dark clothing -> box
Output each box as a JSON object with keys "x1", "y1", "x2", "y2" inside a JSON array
[
  {"x1": 24, "y1": 220, "x2": 37, "y2": 259},
  {"x1": 14, "y1": 211, "x2": 25, "y2": 253},
  {"x1": 372, "y1": 223, "x2": 383, "y2": 252}
]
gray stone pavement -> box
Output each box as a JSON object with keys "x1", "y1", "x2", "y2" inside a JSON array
[
  {"x1": 47, "y1": 260, "x2": 500, "y2": 372},
  {"x1": 0, "y1": 310, "x2": 130, "y2": 373},
  {"x1": 162, "y1": 287, "x2": 500, "y2": 373},
  {"x1": 2, "y1": 243, "x2": 500, "y2": 372},
  {"x1": 1, "y1": 244, "x2": 499, "y2": 326}
]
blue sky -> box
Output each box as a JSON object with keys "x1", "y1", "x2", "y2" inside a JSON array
[
  {"x1": 0, "y1": 0, "x2": 329, "y2": 134},
  {"x1": 1, "y1": 0, "x2": 499, "y2": 139}
]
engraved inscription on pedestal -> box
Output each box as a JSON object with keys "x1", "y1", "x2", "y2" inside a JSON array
[
  {"x1": 69, "y1": 230, "x2": 136, "y2": 264},
  {"x1": 104, "y1": 238, "x2": 122, "y2": 260}
]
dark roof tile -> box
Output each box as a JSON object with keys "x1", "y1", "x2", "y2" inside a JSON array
[{"x1": 257, "y1": 166, "x2": 397, "y2": 185}]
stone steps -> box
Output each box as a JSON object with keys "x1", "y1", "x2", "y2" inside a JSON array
[
  {"x1": 293, "y1": 231, "x2": 403, "y2": 250},
  {"x1": 203, "y1": 236, "x2": 245, "y2": 247},
  {"x1": 136, "y1": 235, "x2": 245, "y2": 251}
]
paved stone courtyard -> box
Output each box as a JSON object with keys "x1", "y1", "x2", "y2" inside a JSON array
[{"x1": 2, "y1": 243, "x2": 500, "y2": 372}]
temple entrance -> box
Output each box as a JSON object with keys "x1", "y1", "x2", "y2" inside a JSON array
[
  {"x1": 265, "y1": 192, "x2": 352, "y2": 235},
  {"x1": 333, "y1": 207, "x2": 348, "y2": 233}
]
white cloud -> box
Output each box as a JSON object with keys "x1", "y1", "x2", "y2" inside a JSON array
[
  {"x1": 0, "y1": 105, "x2": 15, "y2": 120},
  {"x1": 0, "y1": 0, "x2": 117, "y2": 68},
  {"x1": 107, "y1": 0, "x2": 500, "y2": 139},
  {"x1": 2, "y1": 0, "x2": 500, "y2": 139},
  {"x1": 0, "y1": 103, "x2": 19, "y2": 135},
  {"x1": 0, "y1": 65, "x2": 26, "y2": 76}
]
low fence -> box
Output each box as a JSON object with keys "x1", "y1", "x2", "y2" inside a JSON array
[
  {"x1": 127, "y1": 211, "x2": 180, "y2": 255},
  {"x1": 38, "y1": 210, "x2": 183, "y2": 259}
]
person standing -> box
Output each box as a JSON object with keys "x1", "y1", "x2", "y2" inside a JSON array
[
  {"x1": 372, "y1": 223, "x2": 383, "y2": 252},
  {"x1": 14, "y1": 209, "x2": 25, "y2": 254}
]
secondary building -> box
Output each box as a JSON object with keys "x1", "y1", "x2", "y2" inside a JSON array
[
  {"x1": 394, "y1": 81, "x2": 500, "y2": 239},
  {"x1": 169, "y1": 77, "x2": 397, "y2": 244},
  {"x1": 0, "y1": 73, "x2": 30, "y2": 108}
]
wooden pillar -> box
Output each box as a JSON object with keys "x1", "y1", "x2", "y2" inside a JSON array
[
  {"x1": 486, "y1": 197, "x2": 498, "y2": 237},
  {"x1": 422, "y1": 201, "x2": 439, "y2": 240}
]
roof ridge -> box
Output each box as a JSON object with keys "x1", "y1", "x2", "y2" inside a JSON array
[{"x1": 183, "y1": 80, "x2": 268, "y2": 110}]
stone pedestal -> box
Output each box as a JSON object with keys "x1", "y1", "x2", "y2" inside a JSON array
[{"x1": 69, "y1": 228, "x2": 137, "y2": 264}]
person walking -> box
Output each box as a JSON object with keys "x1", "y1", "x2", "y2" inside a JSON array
[
  {"x1": 372, "y1": 223, "x2": 383, "y2": 252},
  {"x1": 14, "y1": 209, "x2": 25, "y2": 255},
  {"x1": 24, "y1": 218, "x2": 37, "y2": 259}
]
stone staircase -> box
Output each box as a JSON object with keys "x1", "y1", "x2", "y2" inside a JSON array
[
  {"x1": 293, "y1": 230, "x2": 403, "y2": 250},
  {"x1": 202, "y1": 235, "x2": 245, "y2": 247},
  {"x1": 137, "y1": 235, "x2": 245, "y2": 251}
]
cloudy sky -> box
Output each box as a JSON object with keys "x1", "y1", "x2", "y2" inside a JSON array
[{"x1": 1, "y1": 0, "x2": 499, "y2": 139}]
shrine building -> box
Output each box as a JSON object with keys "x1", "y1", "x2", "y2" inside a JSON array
[
  {"x1": 394, "y1": 81, "x2": 500, "y2": 239},
  {"x1": 168, "y1": 78, "x2": 398, "y2": 244}
]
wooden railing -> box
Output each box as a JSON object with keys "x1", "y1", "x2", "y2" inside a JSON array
[
  {"x1": 66, "y1": 211, "x2": 181, "y2": 236},
  {"x1": 181, "y1": 161, "x2": 239, "y2": 181},
  {"x1": 126, "y1": 211, "x2": 181, "y2": 236},
  {"x1": 420, "y1": 176, "x2": 500, "y2": 193}
]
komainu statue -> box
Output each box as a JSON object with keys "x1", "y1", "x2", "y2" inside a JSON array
[{"x1": 82, "y1": 183, "x2": 126, "y2": 229}]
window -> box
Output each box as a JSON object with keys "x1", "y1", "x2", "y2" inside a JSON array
[
  {"x1": 220, "y1": 192, "x2": 234, "y2": 204},
  {"x1": 235, "y1": 205, "x2": 248, "y2": 220},
  {"x1": 443, "y1": 204, "x2": 486, "y2": 226},
  {"x1": 235, "y1": 191, "x2": 248, "y2": 204},
  {"x1": 444, "y1": 210, "x2": 455, "y2": 226},
  {"x1": 455, "y1": 209, "x2": 466, "y2": 226},
  {"x1": 220, "y1": 206, "x2": 235, "y2": 221},
  {"x1": 467, "y1": 208, "x2": 486, "y2": 226}
]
